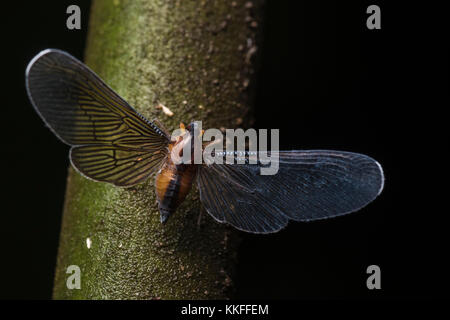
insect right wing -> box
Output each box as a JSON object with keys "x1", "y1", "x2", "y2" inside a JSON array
[
  {"x1": 197, "y1": 150, "x2": 384, "y2": 233},
  {"x1": 26, "y1": 49, "x2": 170, "y2": 186}
]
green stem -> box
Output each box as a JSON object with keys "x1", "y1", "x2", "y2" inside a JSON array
[{"x1": 53, "y1": 0, "x2": 263, "y2": 299}]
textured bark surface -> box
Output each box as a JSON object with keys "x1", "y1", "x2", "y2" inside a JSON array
[{"x1": 53, "y1": 0, "x2": 263, "y2": 299}]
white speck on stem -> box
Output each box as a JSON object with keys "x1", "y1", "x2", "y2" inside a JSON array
[
  {"x1": 155, "y1": 103, "x2": 174, "y2": 117},
  {"x1": 86, "y1": 237, "x2": 92, "y2": 249}
]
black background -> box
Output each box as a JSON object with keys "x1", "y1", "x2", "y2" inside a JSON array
[{"x1": 1, "y1": 1, "x2": 448, "y2": 300}]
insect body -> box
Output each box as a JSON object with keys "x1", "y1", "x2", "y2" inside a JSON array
[
  {"x1": 26, "y1": 49, "x2": 384, "y2": 233},
  {"x1": 156, "y1": 134, "x2": 198, "y2": 223}
]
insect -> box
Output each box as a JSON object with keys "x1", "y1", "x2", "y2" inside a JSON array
[{"x1": 26, "y1": 49, "x2": 384, "y2": 234}]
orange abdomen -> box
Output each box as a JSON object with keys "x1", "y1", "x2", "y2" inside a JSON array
[{"x1": 155, "y1": 159, "x2": 197, "y2": 222}]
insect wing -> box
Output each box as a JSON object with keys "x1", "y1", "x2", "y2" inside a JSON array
[
  {"x1": 197, "y1": 150, "x2": 384, "y2": 233},
  {"x1": 26, "y1": 49, "x2": 170, "y2": 186}
]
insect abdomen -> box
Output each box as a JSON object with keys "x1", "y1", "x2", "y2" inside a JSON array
[{"x1": 156, "y1": 162, "x2": 197, "y2": 222}]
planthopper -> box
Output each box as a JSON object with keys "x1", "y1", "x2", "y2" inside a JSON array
[{"x1": 25, "y1": 49, "x2": 384, "y2": 233}]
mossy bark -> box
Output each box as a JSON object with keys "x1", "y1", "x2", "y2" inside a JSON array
[{"x1": 53, "y1": 0, "x2": 263, "y2": 299}]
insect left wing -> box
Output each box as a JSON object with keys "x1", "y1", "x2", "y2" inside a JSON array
[
  {"x1": 197, "y1": 150, "x2": 384, "y2": 233},
  {"x1": 26, "y1": 49, "x2": 170, "y2": 186}
]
